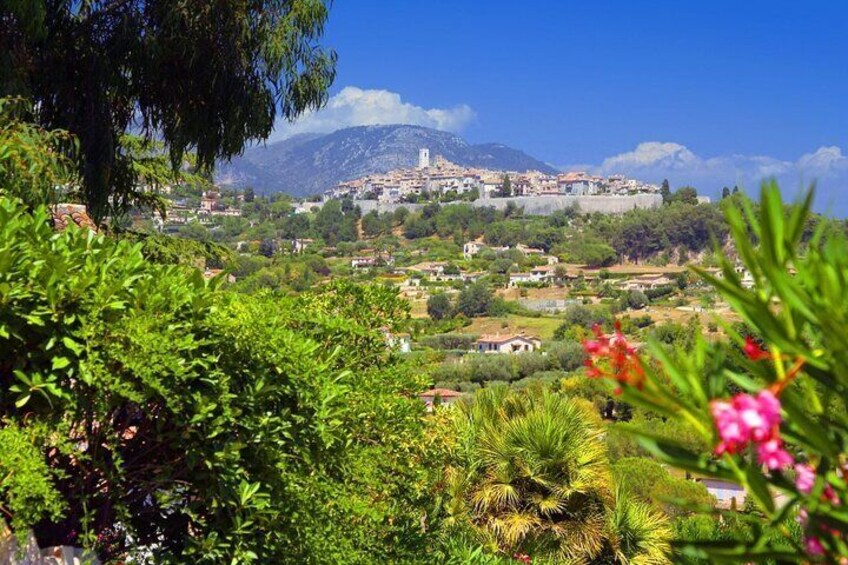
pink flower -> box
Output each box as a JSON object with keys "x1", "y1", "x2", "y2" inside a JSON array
[
  {"x1": 734, "y1": 395, "x2": 771, "y2": 441},
  {"x1": 757, "y1": 438, "x2": 794, "y2": 470},
  {"x1": 710, "y1": 391, "x2": 784, "y2": 455},
  {"x1": 795, "y1": 464, "x2": 816, "y2": 494},
  {"x1": 752, "y1": 390, "x2": 781, "y2": 430},
  {"x1": 805, "y1": 536, "x2": 825, "y2": 556},
  {"x1": 711, "y1": 401, "x2": 746, "y2": 454}
]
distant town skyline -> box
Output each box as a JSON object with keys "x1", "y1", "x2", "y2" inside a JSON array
[{"x1": 269, "y1": 0, "x2": 847, "y2": 210}]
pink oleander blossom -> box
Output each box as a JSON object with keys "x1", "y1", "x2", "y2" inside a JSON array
[
  {"x1": 710, "y1": 390, "x2": 794, "y2": 470},
  {"x1": 757, "y1": 438, "x2": 794, "y2": 470},
  {"x1": 805, "y1": 536, "x2": 825, "y2": 556},
  {"x1": 795, "y1": 464, "x2": 816, "y2": 494},
  {"x1": 710, "y1": 400, "x2": 746, "y2": 454},
  {"x1": 711, "y1": 392, "x2": 782, "y2": 448}
]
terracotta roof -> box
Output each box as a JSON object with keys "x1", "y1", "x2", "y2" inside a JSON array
[
  {"x1": 420, "y1": 388, "x2": 464, "y2": 398},
  {"x1": 476, "y1": 334, "x2": 539, "y2": 344},
  {"x1": 52, "y1": 204, "x2": 97, "y2": 232}
]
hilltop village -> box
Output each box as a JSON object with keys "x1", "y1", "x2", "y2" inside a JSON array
[{"x1": 325, "y1": 148, "x2": 665, "y2": 203}]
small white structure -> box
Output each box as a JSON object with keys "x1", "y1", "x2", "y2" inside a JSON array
[
  {"x1": 418, "y1": 148, "x2": 430, "y2": 169},
  {"x1": 698, "y1": 478, "x2": 746, "y2": 509},
  {"x1": 475, "y1": 334, "x2": 541, "y2": 354},
  {"x1": 381, "y1": 327, "x2": 411, "y2": 353},
  {"x1": 463, "y1": 241, "x2": 484, "y2": 259},
  {"x1": 411, "y1": 261, "x2": 448, "y2": 280},
  {"x1": 734, "y1": 264, "x2": 755, "y2": 289},
  {"x1": 351, "y1": 256, "x2": 376, "y2": 269},
  {"x1": 351, "y1": 254, "x2": 393, "y2": 269}
]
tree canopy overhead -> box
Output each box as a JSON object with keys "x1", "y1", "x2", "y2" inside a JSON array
[{"x1": 0, "y1": 0, "x2": 336, "y2": 221}]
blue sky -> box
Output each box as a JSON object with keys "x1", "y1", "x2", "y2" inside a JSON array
[{"x1": 274, "y1": 0, "x2": 848, "y2": 207}]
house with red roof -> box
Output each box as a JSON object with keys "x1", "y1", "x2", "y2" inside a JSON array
[{"x1": 475, "y1": 334, "x2": 541, "y2": 354}]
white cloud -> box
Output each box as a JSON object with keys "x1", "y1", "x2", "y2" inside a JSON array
[
  {"x1": 797, "y1": 146, "x2": 848, "y2": 176},
  {"x1": 577, "y1": 142, "x2": 848, "y2": 212},
  {"x1": 269, "y1": 86, "x2": 475, "y2": 142},
  {"x1": 598, "y1": 142, "x2": 699, "y2": 173}
]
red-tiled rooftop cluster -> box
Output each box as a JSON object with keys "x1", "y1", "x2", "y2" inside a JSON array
[{"x1": 52, "y1": 203, "x2": 97, "y2": 232}]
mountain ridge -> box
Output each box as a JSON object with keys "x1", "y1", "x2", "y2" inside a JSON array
[{"x1": 215, "y1": 124, "x2": 558, "y2": 196}]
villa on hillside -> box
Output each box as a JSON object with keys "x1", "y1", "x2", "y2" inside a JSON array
[
  {"x1": 475, "y1": 334, "x2": 541, "y2": 354},
  {"x1": 463, "y1": 240, "x2": 558, "y2": 263},
  {"x1": 409, "y1": 261, "x2": 447, "y2": 278},
  {"x1": 351, "y1": 253, "x2": 394, "y2": 269},
  {"x1": 351, "y1": 256, "x2": 377, "y2": 269},
  {"x1": 515, "y1": 243, "x2": 545, "y2": 256},
  {"x1": 508, "y1": 272, "x2": 534, "y2": 287},
  {"x1": 617, "y1": 274, "x2": 675, "y2": 291},
  {"x1": 509, "y1": 265, "x2": 557, "y2": 287}
]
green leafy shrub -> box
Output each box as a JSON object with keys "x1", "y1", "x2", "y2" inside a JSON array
[
  {"x1": 0, "y1": 198, "x2": 441, "y2": 563},
  {"x1": 613, "y1": 458, "x2": 714, "y2": 518},
  {"x1": 545, "y1": 340, "x2": 587, "y2": 372}
]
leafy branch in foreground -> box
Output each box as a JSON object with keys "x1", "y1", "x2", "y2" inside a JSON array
[
  {"x1": 0, "y1": 96, "x2": 78, "y2": 207},
  {"x1": 584, "y1": 182, "x2": 847, "y2": 562}
]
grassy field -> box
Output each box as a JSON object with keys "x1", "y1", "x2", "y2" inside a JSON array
[
  {"x1": 564, "y1": 263, "x2": 688, "y2": 276},
  {"x1": 497, "y1": 287, "x2": 572, "y2": 300},
  {"x1": 465, "y1": 314, "x2": 563, "y2": 341}
]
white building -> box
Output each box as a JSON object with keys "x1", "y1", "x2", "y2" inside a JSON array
[
  {"x1": 509, "y1": 266, "x2": 556, "y2": 287},
  {"x1": 418, "y1": 148, "x2": 430, "y2": 169},
  {"x1": 381, "y1": 327, "x2": 411, "y2": 354},
  {"x1": 351, "y1": 257, "x2": 375, "y2": 269},
  {"x1": 475, "y1": 334, "x2": 541, "y2": 354},
  {"x1": 735, "y1": 264, "x2": 755, "y2": 289},
  {"x1": 463, "y1": 241, "x2": 484, "y2": 259},
  {"x1": 291, "y1": 238, "x2": 314, "y2": 254}
]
